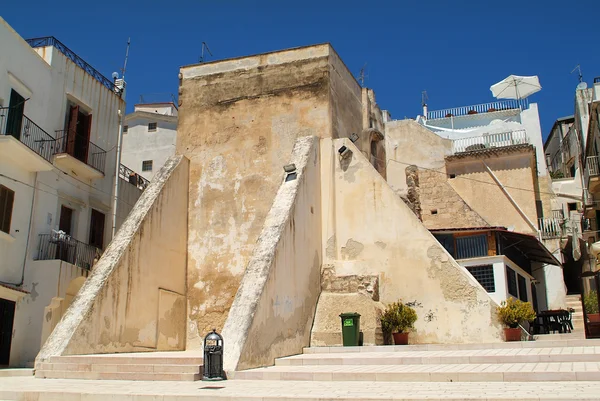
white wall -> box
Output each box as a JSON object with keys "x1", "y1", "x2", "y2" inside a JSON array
[
  {"x1": 134, "y1": 103, "x2": 177, "y2": 116},
  {"x1": 121, "y1": 114, "x2": 176, "y2": 181}
]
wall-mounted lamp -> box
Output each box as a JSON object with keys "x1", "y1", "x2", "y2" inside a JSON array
[
  {"x1": 284, "y1": 163, "x2": 297, "y2": 181},
  {"x1": 349, "y1": 132, "x2": 359, "y2": 143},
  {"x1": 338, "y1": 145, "x2": 352, "y2": 159}
]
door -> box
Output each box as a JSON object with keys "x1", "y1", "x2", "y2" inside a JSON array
[
  {"x1": 59, "y1": 206, "x2": 73, "y2": 235},
  {"x1": 89, "y1": 209, "x2": 105, "y2": 249},
  {"x1": 57, "y1": 206, "x2": 74, "y2": 262},
  {"x1": 0, "y1": 298, "x2": 16, "y2": 366},
  {"x1": 6, "y1": 90, "x2": 25, "y2": 139}
]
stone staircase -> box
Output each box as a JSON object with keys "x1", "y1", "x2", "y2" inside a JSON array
[
  {"x1": 234, "y1": 339, "x2": 600, "y2": 382},
  {"x1": 35, "y1": 351, "x2": 203, "y2": 381},
  {"x1": 566, "y1": 293, "x2": 585, "y2": 333}
]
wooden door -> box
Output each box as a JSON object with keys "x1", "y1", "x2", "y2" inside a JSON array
[
  {"x1": 0, "y1": 298, "x2": 16, "y2": 366},
  {"x1": 66, "y1": 105, "x2": 79, "y2": 155},
  {"x1": 6, "y1": 90, "x2": 25, "y2": 139},
  {"x1": 89, "y1": 209, "x2": 105, "y2": 249},
  {"x1": 59, "y1": 206, "x2": 73, "y2": 235}
]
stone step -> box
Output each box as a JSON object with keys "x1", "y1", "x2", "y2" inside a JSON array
[
  {"x1": 234, "y1": 362, "x2": 600, "y2": 382},
  {"x1": 6, "y1": 377, "x2": 600, "y2": 400},
  {"x1": 35, "y1": 370, "x2": 201, "y2": 381},
  {"x1": 47, "y1": 353, "x2": 203, "y2": 365},
  {"x1": 36, "y1": 362, "x2": 202, "y2": 373},
  {"x1": 276, "y1": 347, "x2": 600, "y2": 366},
  {"x1": 0, "y1": 368, "x2": 33, "y2": 377},
  {"x1": 303, "y1": 339, "x2": 600, "y2": 354}
]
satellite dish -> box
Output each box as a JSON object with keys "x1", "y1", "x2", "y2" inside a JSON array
[{"x1": 577, "y1": 82, "x2": 588, "y2": 90}]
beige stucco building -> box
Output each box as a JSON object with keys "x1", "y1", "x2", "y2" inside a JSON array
[{"x1": 34, "y1": 43, "x2": 573, "y2": 378}]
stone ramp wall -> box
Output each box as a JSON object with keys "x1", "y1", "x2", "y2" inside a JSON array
[
  {"x1": 222, "y1": 136, "x2": 322, "y2": 372},
  {"x1": 315, "y1": 138, "x2": 502, "y2": 345},
  {"x1": 36, "y1": 156, "x2": 189, "y2": 363}
]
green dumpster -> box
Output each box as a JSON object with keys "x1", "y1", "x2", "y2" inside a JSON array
[{"x1": 339, "y1": 312, "x2": 361, "y2": 346}]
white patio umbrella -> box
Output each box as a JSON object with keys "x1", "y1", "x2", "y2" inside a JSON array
[{"x1": 490, "y1": 75, "x2": 541, "y2": 100}]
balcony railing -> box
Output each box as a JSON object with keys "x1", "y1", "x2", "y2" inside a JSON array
[
  {"x1": 119, "y1": 164, "x2": 150, "y2": 191},
  {"x1": 587, "y1": 156, "x2": 600, "y2": 177},
  {"x1": 452, "y1": 129, "x2": 529, "y2": 154},
  {"x1": 36, "y1": 232, "x2": 100, "y2": 271},
  {"x1": 427, "y1": 99, "x2": 528, "y2": 120},
  {"x1": 54, "y1": 130, "x2": 107, "y2": 174},
  {"x1": 0, "y1": 107, "x2": 56, "y2": 162},
  {"x1": 538, "y1": 217, "x2": 565, "y2": 239}
]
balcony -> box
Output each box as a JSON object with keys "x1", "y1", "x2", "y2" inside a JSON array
[
  {"x1": 587, "y1": 156, "x2": 600, "y2": 177},
  {"x1": 0, "y1": 107, "x2": 55, "y2": 172},
  {"x1": 36, "y1": 232, "x2": 100, "y2": 271},
  {"x1": 426, "y1": 99, "x2": 528, "y2": 120},
  {"x1": 538, "y1": 217, "x2": 565, "y2": 239},
  {"x1": 53, "y1": 130, "x2": 106, "y2": 179},
  {"x1": 119, "y1": 164, "x2": 150, "y2": 191},
  {"x1": 452, "y1": 129, "x2": 529, "y2": 154}
]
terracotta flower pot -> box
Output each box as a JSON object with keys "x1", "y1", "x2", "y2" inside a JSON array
[
  {"x1": 503, "y1": 327, "x2": 521, "y2": 342},
  {"x1": 392, "y1": 332, "x2": 409, "y2": 345},
  {"x1": 588, "y1": 313, "x2": 600, "y2": 323}
]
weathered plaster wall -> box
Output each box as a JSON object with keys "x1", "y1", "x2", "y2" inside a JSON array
[
  {"x1": 385, "y1": 120, "x2": 452, "y2": 197},
  {"x1": 115, "y1": 178, "x2": 143, "y2": 232},
  {"x1": 177, "y1": 44, "x2": 360, "y2": 348},
  {"x1": 222, "y1": 136, "x2": 321, "y2": 372},
  {"x1": 419, "y1": 168, "x2": 490, "y2": 229},
  {"x1": 446, "y1": 150, "x2": 538, "y2": 234},
  {"x1": 36, "y1": 156, "x2": 189, "y2": 362},
  {"x1": 317, "y1": 138, "x2": 502, "y2": 344}
]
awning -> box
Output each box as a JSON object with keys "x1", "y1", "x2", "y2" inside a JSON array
[{"x1": 496, "y1": 230, "x2": 561, "y2": 266}]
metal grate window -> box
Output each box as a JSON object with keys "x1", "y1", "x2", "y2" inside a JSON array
[
  {"x1": 455, "y1": 234, "x2": 488, "y2": 259},
  {"x1": 123, "y1": 125, "x2": 128, "y2": 133},
  {"x1": 518, "y1": 274, "x2": 528, "y2": 302},
  {"x1": 142, "y1": 160, "x2": 153, "y2": 172},
  {"x1": 148, "y1": 122, "x2": 157, "y2": 132},
  {"x1": 506, "y1": 266, "x2": 518, "y2": 298},
  {"x1": 467, "y1": 264, "x2": 495, "y2": 292}
]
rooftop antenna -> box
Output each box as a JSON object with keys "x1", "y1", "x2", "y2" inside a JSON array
[
  {"x1": 121, "y1": 37, "x2": 131, "y2": 81},
  {"x1": 571, "y1": 64, "x2": 583, "y2": 83},
  {"x1": 422, "y1": 90, "x2": 429, "y2": 118},
  {"x1": 113, "y1": 38, "x2": 130, "y2": 94},
  {"x1": 199, "y1": 42, "x2": 213, "y2": 63},
  {"x1": 358, "y1": 63, "x2": 368, "y2": 87}
]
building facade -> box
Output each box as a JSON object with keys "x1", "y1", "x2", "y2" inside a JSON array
[
  {"x1": 0, "y1": 17, "x2": 125, "y2": 367},
  {"x1": 120, "y1": 102, "x2": 177, "y2": 182}
]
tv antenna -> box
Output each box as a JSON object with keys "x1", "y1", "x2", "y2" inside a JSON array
[
  {"x1": 358, "y1": 63, "x2": 368, "y2": 87},
  {"x1": 421, "y1": 90, "x2": 428, "y2": 107},
  {"x1": 571, "y1": 64, "x2": 583, "y2": 83},
  {"x1": 199, "y1": 42, "x2": 213, "y2": 63},
  {"x1": 121, "y1": 37, "x2": 131, "y2": 80}
]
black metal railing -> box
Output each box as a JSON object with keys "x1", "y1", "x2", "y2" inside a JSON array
[
  {"x1": 36, "y1": 233, "x2": 100, "y2": 271},
  {"x1": 119, "y1": 164, "x2": 150, "y2": 190},
  {"x1": 0, "y1": 107, "x2": 56, "y2": 162},
  {"x1": 25, "y1": 37, "x2": 121, "y2": 96},
  {"x1": 54, "y1": 130, "x2": 107, "y2": 174}
]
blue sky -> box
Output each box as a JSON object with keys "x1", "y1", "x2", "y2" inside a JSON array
[{"x1": 2, "y1": 1, "x2": 598, "y2": 138}]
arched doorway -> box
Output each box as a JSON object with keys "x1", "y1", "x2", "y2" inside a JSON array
[{"x1": 367, "y1": 129, "x2": 386, "y2": 179}]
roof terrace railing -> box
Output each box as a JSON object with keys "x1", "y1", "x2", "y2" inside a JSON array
[
  {"x1": 452, "y1": 129, "x2": 529, "y2": 154},
  {"x1": 427, "y1": 99, "x2": 528, "y2": 120}
]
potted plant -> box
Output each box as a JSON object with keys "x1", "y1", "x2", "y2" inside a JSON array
[
  {"x1": 496, "y1": 298, "x2": 536, "y2": 341},
  {"x1": 380, "y1": 301, "x2": 417, "y2": 345},
  {"x1": 584, "y1": 290, "x2": 600, "y2": 322}
]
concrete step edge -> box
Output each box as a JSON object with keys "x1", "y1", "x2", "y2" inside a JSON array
[{"x1": 35, "y1": 370, "x2": 201, "y2": 381}]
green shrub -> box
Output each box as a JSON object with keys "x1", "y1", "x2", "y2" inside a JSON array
[
  {"x1": 584, "y1": 290, "x2": 599, "y2": 315},
  {"x1": 496, "y1": 298, "x2": 536, "y2": 328},
  {"x1": 380, "y1": 301, "x2": 418, "y2": 334}
]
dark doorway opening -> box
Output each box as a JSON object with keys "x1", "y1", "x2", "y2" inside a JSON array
[{"x1": 0, "y1": 298, "x2": 16, "y2": 366}]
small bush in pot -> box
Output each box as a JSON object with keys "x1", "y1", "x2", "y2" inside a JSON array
[
  {"x1": 584, "y1": 290, "x2": 600, "y2": 322},
  {"x1": 496, "y1": 298, "x2": 536, "y2": 341},
  {"x1": 380, "y1": 301, "x2": 417, "y2": 345}
]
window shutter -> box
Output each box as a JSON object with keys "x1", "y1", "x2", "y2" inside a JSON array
[
  {"x1": 67, "y1": 105, "x2": 79, "y2": 154},
  {"x1": 0, "y1": 187, "x2": 14, "y2": 234}
]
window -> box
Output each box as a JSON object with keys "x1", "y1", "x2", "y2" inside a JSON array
[
  {"x1": 433, "y1": 234, "x2": 454, "y2": 257},
  {"x1": 89, "y1": 209, "x2": 105, "y2": 249},
  {"x1": 142, "y1": 160, "x2": 153, "y2": 172},
  {"x1": 467, "y1": 265, "x2": 495, "y2": 292},
  {"x1": 59, "y1": 205, "x2": 74, "y2": 235},
  {"x1": 64, "y1": 103, "x2": 92, "y2": 162},
  {"x1": 568, "y1": 202, "x2": 577, "y2": 212},
  {"x1": 0, "y1": 185, "x2": 15, "y2": 234},
  {"x1": 517, "y1": 274, "x2": 528, "y2": 302},
  {"x1": 506, "y1": 266, "x2": 518, "y2": 298},
  {"x1": 455, "y1": 234, "x2": 488, "y2": 259},
  {"x1": 148, "y1": 122, "x2": 157, "y2": 132},
  {"x1": 431, "y1": 209, "x2": 438, "y2": 215},
  {"x1": 123, "y1": 125, "x2": 128, "y2": 133}
]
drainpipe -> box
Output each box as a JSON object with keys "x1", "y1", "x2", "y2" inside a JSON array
[
  {"x1": 0, "y1": 172, "x2": 37, "y2": 288},
  {"x1": 481, "y1": 160, "x2": 539, "y2": 234},
  {"x1": 111, "y1": 106, "x2": 125, "y2": 238}
]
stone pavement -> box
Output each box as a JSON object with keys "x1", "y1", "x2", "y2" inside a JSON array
[{"x1": 2, "y1": 376, "x2": 600, "y2": 400}]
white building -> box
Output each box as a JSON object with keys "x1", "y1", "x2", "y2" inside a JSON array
[
  {"x1": 0, "y1": 17, "x2": 126, "y2": 367},
  {"x1": 120, "y1": 102, "x2": 177, "y2": 182}
]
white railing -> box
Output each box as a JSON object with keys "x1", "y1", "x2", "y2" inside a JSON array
[
  {"x1": 427, "y1": 99, "x2": 528, "y2": 120},
  {"x1": 452, "y1": 129, "x2": 529, "y2": 154},
  {"x1": 538, "y1": 217, "x2": 565, "y2": 239},
  {"x1": 587, "y1": 156, "x2": 600, "y2": 177}
]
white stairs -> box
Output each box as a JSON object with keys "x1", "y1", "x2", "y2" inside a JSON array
[{"x1": 566, "y1": 294, "x2": 585, "y2": 333}]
